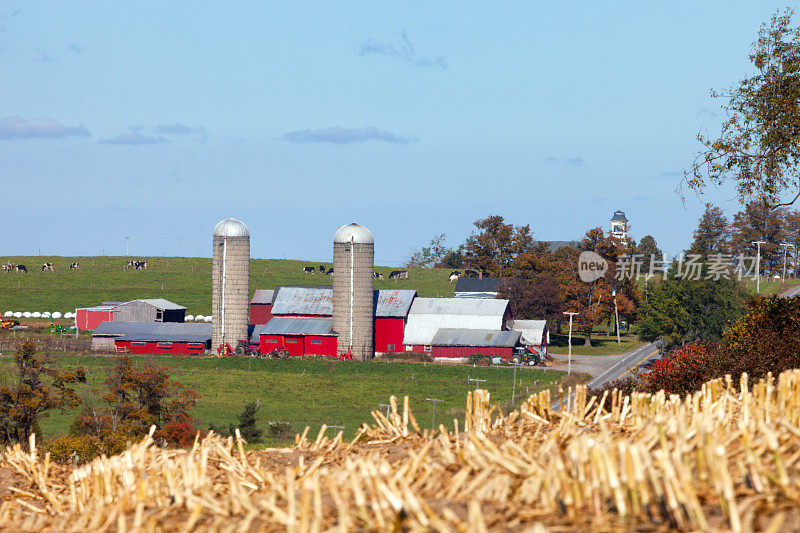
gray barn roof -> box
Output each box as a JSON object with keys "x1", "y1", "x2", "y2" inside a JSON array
[
  {"x1": 430, "y1": 328, "x2": 521, "y2": 347},
  {"x1": 510, "y1": 319, "x2": 548, "y2": 346},
  {"x1": 403, "y1": 298, "x2": 509, "y2": 346},
  {"x1": 454, "y1": 277, "x2": 504, "y2": 294},
  {"x1": 93, "y1": 321, "x2": 211, "y2": 338},
  {"x1": 117, "y1": 334, "x2": 211, "y2": 343},
  {"x1": 374, "y1": 289, "x2": 416, "y2": 317},
  {"x1": 120, "y1": 298, "x2": 186, "y2": 311},
  {"x1": 271, "y1": 287, "x2": 333, "y2": 316},
  {"x1": 256, "y1": 317, "x2": 334, "y2": 336},
  {"x1": 250, "y1": 289, "x2": 275, "y2": 305}
]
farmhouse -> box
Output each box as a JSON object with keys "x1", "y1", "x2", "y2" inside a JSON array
[
  {"x1": 402, "y1": 297, "x2": 512, "y2": 356},
  {"x1": 454, "y1": 277, "x2": 504, "y2": 299},
  {"x1": 91, "y1": 321, "x2": 211, "y2": 354}
]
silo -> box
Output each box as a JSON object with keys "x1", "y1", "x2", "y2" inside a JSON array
[
  {"x1": 212, "y1": 218, "x2": 250, "y2": 352},
  {"x1": 332, "y1": 223, "x2": 374, "y2": 360}
]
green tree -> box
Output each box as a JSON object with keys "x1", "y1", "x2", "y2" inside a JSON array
[
  {"x1": 407, "y1": 234, "x2": 452, "y2": 268},
  {"x1": 0, "y1": 340, "x2": 85, "y2": 445},
  {"x1": 687, "y1": 205, "x2": 730, "y2": 258},
  {"x1": 687, "y1": 10, "x2": 800, "y2": 206},
  {"x1": 728, "y1": 200, "x2": 787, "y2": 273},
  {"x1": 635, "y1": 235, "x2": 662, "y2": 273},
  {"x1": 637, "y1": 267, "x2": 748, "y2": 348}
]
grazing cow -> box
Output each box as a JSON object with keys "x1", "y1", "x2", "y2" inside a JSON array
[
  {"x1": 326, "y1": 268, "x2": 333, "y2": 276},
  {"x1": 41, "y1": 262, "x2": 55, "y2": 272},
  {"x1": 449, "y1": 273, "x2": 459, "y2": 282},
  {"x1": 125, "y1": 260, "x2": 148, "y2": 270},
  {"x1": 69, "y1": 262, "x2": 79, "y2": 270},
  {"x1": 16, "y1": 265, "x2": 27, "y2": 273},
  {"x1": 1, "y1": 263, "x2": 11, "y2": 273},
  {"x1": 389, "y1": 270, "x2": 409, "y2": 280},
  {"x1": 464, "y1": 269, "x2": 478, "y2": 278},
  {"x1": 319, "y1": 265, "x2": 327, "y2": 274},
  {"x1": 373, "y1": 272, "x2": 384, "y2": 280},
  {"x1": 303, "y1": 266, "x2": 315, "y2": 274}
]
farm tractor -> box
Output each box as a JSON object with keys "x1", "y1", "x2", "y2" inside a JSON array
[
  {"x1": 235, "y1": 340, "x2": 261, "y2": 356},
  {"x1": 510, "y1": 346, "x2": 549, "y2": 366},
  {"x1": 49, "y1": 318, "x2": 76, "y2": 334}
]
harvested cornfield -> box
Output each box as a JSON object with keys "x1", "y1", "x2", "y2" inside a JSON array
[{"x1": 1, "y1": 371, "x2": 800, "y2": 531}]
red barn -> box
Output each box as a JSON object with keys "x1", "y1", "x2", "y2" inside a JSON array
[
  {"x1": 373, "y1": 289, "x2": 416, "y2": 353},
  {"x1": 91, "y1": 321, "x2": 211, "y2": 354},
  {"x1": 75, "y1": 305, "x2": 116, "y2": 331},
  {"x1": 249, "y1": 289, "x2": 275, "y2": 325},
  {"x1": 429, "y1": 328, "x2": 521, "y2": 359},
  {"x1": 257, "y1": 317, "x2": 336, "y2": 356}
]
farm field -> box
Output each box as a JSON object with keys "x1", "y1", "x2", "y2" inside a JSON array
[
  {"x1": 0, "y1": 354, "x2": 564, "y2": 444},
  {"x1": 548, "y1": 332, "x2": 644, "y2": 356},
  {"x1": 0, "y1": 256, "x2": 456, "y2": 315}
]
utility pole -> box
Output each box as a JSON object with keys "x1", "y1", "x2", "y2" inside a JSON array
[
  {"x1": 612, "y1": 286, "x2": 621, "y2": 345},
  {"x1": 563, "y1": 311, "x2": 578, "y2": 375},
  {"x1": 468, "y1": 377, "x2": 486, "y2": 390},
  {"x1": 125, "y1": 235, "x2": 130, "y2": 257},
  {"x1": 780, "y1": 243, "x2": 795, "y2": 284},
  {"x1": 425, "y1": 398, "x2": 442, "y2": 429},
  {"x1": 752, "y1": 241, "x2": 766, "y2": 293}
]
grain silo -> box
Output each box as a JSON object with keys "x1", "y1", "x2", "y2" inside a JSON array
[
  {"x1": 212, "y1": 218, "x2": 250, "y2": 352},
  {"x1": 332, "y1": 223, "x2": 374, "y2": 360}
]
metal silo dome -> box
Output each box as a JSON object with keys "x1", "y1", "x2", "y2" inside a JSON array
[
  {"x1": 333, "y1": 223, "x2": 374, "y2": 244},
  {"x1": 213, "y1": 218, "x2": 250, "y2": 238}
]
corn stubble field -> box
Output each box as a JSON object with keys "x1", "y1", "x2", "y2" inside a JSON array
[
  {"x1": 0, "y1": 256, "x2": 455, "y2": 314},
  {"x1": 1, "y1": 370, "x2": 799, "y2": 531}
]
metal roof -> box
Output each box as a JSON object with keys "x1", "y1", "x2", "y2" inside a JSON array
[
  {"x1": 610, "y1": 210, "x2": 627, "y2": 222},
  {"x1": 403, "y1": 298, "x2": 509, "y2": 346},
  {"x1": 213, "y1": 218, "x2": 249, "y2": 237},
  {"x1": 93, "y1": 321, "x2": 211, "y2": 338},
  {"x1": 271, "y1": 287, "x2": 333, "y2": 316},
  {"x1": 117, "y1": 334, "x2": 211, "y2": 343},
  {"x1": 251, "y1": 290, "x2": 274, "y2": 305},
  {"x1": 374, "y1": 289, "x2": 416, "y2": 317},
  {"x1": 510, "y1": 320, "x2": 548, "y2": 346},
  {"x1": 454, "y1": 277, "x2": 503, "y2": 293},
  {"x1": 118, "y1": 299, "x2": 187, "y2": 311},
  {"x1": 256, "y1": 317, "x2": 334, "y2": 336},
  {"x1": 431, "y1": 328, "x2": 520, "y2": 347},
  {"x1": 333, "y1": 223, "x2": 374, "y2": 244}
]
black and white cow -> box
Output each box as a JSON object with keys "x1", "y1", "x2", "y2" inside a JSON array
[
  {"x1": 326, "y1": 268, "x2": 333, "y2": 276},
  {"x1": 303, "y1": 266, "x2": 315, "y2": 274},
  {"x1": 41, "y1": 262, "x2": 55, "y2": 272},
  {"x1": 69, "y1": 262, "x2": 80, "y2": 270},
  {"x1": 16, "y1": 264, "x2": 27, "y2": 273},
  {"x1": 373, "y1": 272, "x2": 384, "y2": 280},
  {"x1": 449, "y1": 271, "x2": 460, "y2": 282},
  {"x1": 389, "y1": 270, "x2": 409, "y2": 280}
]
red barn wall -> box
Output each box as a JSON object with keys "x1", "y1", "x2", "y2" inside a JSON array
[
  {"x1": 114, "y1": 340, "x2": 207, "y2": 355},
  {"x1": 303, "y1": 335, "x2": 337, "y2": 356},
  {"x1": 374, "y1": 318, "x2": 405, "y2": 352},
  {"x1": 260, "y1": 334, "x2": 284, "y2": 353},
  {"x1": 76, "y1": 309, "x2": 114, "y2": 331},
  {"x1": 249, "y1": 303, "x2": 274, "y2": 325},
  {"x1": 431, "y1": 346, "x2": 513, "y2": 359}
]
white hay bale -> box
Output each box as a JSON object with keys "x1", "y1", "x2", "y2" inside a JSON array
[
  {"x1": 195, "y1": 314, "x2": 205, "y2": 322},
  {"x1": 13, "y1": 312, "x2": 22, "y2": 318},
  {"x1": 185, "y1": 315, "x2": 194, "y2": 322},
  {"x1": 51, "y1": 312, "x2": 62, "y2": 319},
  {"x1": 203, "y1": 316, "x2": 212, "y2": 323},
  {"x1": 31, "y1": 312, "x2": 41, "y2": 318},
  {"x1": 42, "y1": 312, "x2": 51, "y2": 318},
  {"x1": 4, "y1": 311, "x2": 12, "y2": 317},
  {"x1": 22, "y1": 312, "x2": 32, "y2": 318}
]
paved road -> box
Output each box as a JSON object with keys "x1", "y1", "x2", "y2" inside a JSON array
[
  {"x1": 780, "y1": 285, "x2": 800, "y2": 298},
  {"x1": 549, "y1": 341, "x2": 660, "y2": 389}
]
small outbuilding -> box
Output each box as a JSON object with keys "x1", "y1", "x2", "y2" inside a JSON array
[
  {"x1": 113, "y1": 299, "x2": 187, "y2": 323},
  {"x1": 75, "y1": 305, "x2": 116, "y2": 331},
  {"x1": 373, "y1": 289, "x2": 416, "y2": 353},
  {"x1": 509, "y1": 320, "x2": 550, "y2": 355}
]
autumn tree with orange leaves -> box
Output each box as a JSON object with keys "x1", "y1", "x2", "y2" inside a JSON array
[{"x1": 0, "y1": 340, "x2": 85, "y2": 445}]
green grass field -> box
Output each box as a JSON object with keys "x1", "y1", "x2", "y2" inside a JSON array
[
  {"x1": 548, "y1": 332, "x2": 644, "y2": 356},
  {"x1": 0, "y1": 355, "x2": 563, "y2": 445},
  {"x1": 0, "y1": 256, "x2": 455, "y2": 315}
]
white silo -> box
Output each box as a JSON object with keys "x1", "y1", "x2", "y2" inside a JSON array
[
  {"x1": 332, "y1": 223, "x2": 374, "y2": 360},
  {"x1": 212, "y1": 218, "x2": 250, "y2": 352}
]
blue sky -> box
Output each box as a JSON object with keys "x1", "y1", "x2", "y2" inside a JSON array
[{"x1": 0, "y1": 2, "x2": 792, "y2": 264}]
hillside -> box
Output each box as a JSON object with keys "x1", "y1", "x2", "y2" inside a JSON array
[{"x1": 0, "y1": 256, "x2": 455, "y2": 315}]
